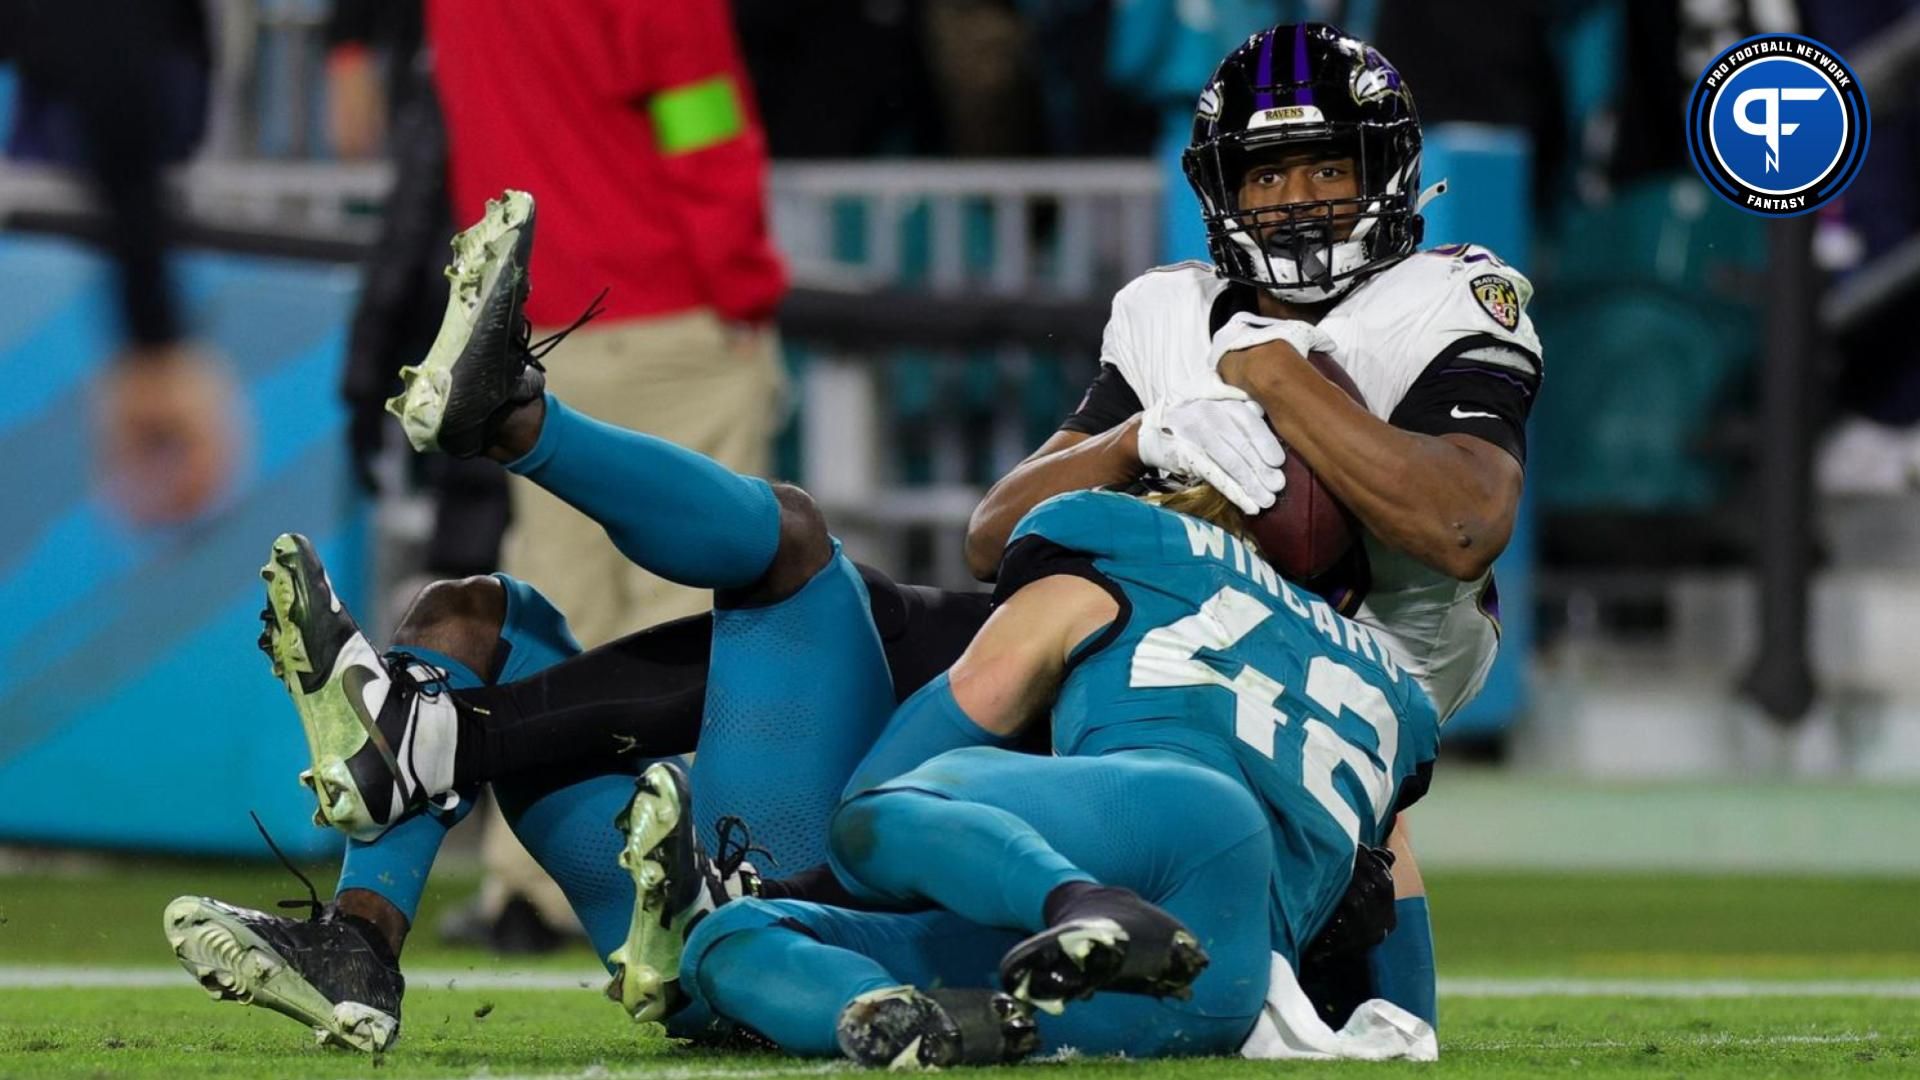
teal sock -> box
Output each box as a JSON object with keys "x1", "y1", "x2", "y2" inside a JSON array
[
  {"x1": 1368, "y1": 896, "x2": 1437, "y2": 1027},
  {"x1": 506, "y1": 393, "x2": 780, "y2": 589},
  {"x1": 435, "y1": 575, "x2": 642, "y2": 966},
  {"x1": 842, "y1": 673, "x2": 1019, "y2": 800},
  {"x1": 695, "y1": 920, "x2": 897, "y2": 1055},
  {"x1": 829, "y1": 788, "x2": 1091, "y2": 931},
  {"x1": 492, "y1": 769, "x2": 641, "y2": 966},
  {"x1": 334, "y1": 647, "x2": 481, "y2": 919}
]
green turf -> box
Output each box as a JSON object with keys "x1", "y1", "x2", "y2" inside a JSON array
[
  {"x1": 3, "y1": 862, "x2": 1918, "y2": 1077},
  {"x1": 6, "y1": 859, "x2": 1917, "y2": 977},
  {"x1": 2, "y1": 989, "x2": 1914, "y2": 1078}
]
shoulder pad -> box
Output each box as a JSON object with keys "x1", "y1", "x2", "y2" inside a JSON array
[
  {"x1": 1401, "y1": 244, "x2": 1541, "y2": 356},
  {"x1": 1111, "y1": 260, "x2": 1219, "y2": 309},
  {"x1": 1008, "y1": 490, "x2": 1141, "y2": 557}
]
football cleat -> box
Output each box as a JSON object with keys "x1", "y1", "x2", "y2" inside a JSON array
[
  {"x1": 387, "y1": 189, "x2": 605, "y2": 458},
  {"x1": 606, "y1": 761, "x2": 764, "y2": 1022},
  {"x1": 259, "y1": 533, "x2": 458, "y2": 841},
  {"x1": 836, "y1": 986, "x2": 1039, "y2": 1069},
  {"x1": 164, "y1": 896, "x2": 404, "y2": 1053},
  {"x1": 998, "y1": 885, "x2": 1209, "y2": 1013}
]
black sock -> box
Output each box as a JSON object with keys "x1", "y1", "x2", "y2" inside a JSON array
[
  {"x1": 757, "y1": 864, "x2": 909, "y2": 912},
  {"x1": 448, "y1": 613, "x2": 713, "y2": 785}
]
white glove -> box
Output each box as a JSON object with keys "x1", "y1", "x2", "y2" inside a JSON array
[
  {"x1": 1207, "y1": 311, "x2": 1339, "y2": 372},
  {"x1": 1137, "y1": 383, "x2": 1288, "y2": 515}
]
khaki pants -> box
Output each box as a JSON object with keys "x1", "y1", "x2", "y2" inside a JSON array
[{"x1": 478, "y1": 309, "x2": 785, "y2": 928}]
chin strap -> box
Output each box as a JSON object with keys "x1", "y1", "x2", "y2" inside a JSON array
[{"x1": 1416, "y1": 178, "x2": 1450, "y2": 213}]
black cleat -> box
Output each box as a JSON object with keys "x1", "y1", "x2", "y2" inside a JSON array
[
  {"x1": 388, "y1": 190, "x2": 605, "y2": 459},
  {"x1": 164, "y1": 896, "x2": 404, "y2": 1052},
  {"x1": 998, "y1": 885, "x2": 1209, "y2": 1013},
  {"x1": 836, "y1": 986, "x2": 1039, "y2": 1068}
]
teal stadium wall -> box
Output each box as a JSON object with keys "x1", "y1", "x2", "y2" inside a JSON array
[{"x1": 0, "y1": 235, "x2": 361, "y2": 859}]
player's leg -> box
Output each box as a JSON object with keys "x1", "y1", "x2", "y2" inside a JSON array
[
  {"x1": 678, "y1": 898, "x2": 1035, "y2": 1066},
  {"x1": 829, "y1": 746, "x2": 1271, "y2": 1052},
  {"x1": 602, "y1": 488, "x2": 899, "y2": 1019},
  {"x1": 678, "y1": 859, "x2": 1266, "y2": 1061},
  {"x1": 386, "y1": 193, "x2": 784, "y2": 596},
  {"x1": 384, "y1": 191, "x2": 958, "y2": 870},
  {"x1": 163, "y1": 564, "x2": 523, "y2": 1052},
  {"x1": 164, "y1": 557, "x2": 632, "y2": 1052},
  {"x1": 440, "y1": 564, "x2": 992, "y2": 784}
]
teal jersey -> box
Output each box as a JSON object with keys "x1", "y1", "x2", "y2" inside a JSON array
[{"x1": 1005, "y1": 491, "x2": 1442, "y2": 957}]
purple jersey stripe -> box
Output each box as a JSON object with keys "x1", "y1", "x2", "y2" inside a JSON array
[
  {"x1": 1293, "y1": 23, "x2": 1313, "y2": 106},
  {"x1": 1255, "y1": 30, "x2": 1276, "y2": 109}
]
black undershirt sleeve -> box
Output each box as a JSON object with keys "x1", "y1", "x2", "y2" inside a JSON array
[
  {"x1": 992, "y1": 535, "x2": 1132, "y2": 672},
  {"x1": 1387, "y1": 333, "x2": 1542, "y2": 464},
  {"x1": 1059, "y1": 363, "x2": 1143, "y2": 436}
]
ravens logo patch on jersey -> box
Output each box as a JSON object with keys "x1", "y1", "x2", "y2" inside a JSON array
[{"x1": 1470, "y1": 274, "x2": 1520, "y2": 331}]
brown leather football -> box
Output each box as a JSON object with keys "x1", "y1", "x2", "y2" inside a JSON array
[{"x1": 1247, "y1": 351, "x2": 1366, "y2": 582}]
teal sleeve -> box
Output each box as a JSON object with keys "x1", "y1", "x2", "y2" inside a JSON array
[
  {"x1": 840, "y1": 673, "x2": 1017, "y2": 800},
  {"x1": 1366, "y1": 896, "x2": 1437, "y2": 1027}
]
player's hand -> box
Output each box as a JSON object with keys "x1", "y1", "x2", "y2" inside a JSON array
[
  {"x1": 1136, "y1": 383, "x2": 1287, "y2": 515},
  {"x1": 1207, "y1": 310, "x2": 1339, "y2": 371},
  {"x1": 1302, "y1": 844, "x2": 1399, "y2": 967},
  {"x1": 95, "y1": 342, "x2": 241, "y2": 525}
]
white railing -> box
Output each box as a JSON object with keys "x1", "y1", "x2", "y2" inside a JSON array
[{"x1": 0, "y1": 157, "x2": 1164, "y2": 585}]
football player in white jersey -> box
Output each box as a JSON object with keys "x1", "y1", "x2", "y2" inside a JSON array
[{"x1": 969, "y1": 21, "x2": 1544, "y2": 1030}]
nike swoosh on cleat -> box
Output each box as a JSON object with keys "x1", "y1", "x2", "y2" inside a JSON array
[
  {"x1": 1450, "y1": 405, "x2": 1499, "y2": 420},
  {"x1": 341, "y1": 665, "x2": 404, "y2": 784}
]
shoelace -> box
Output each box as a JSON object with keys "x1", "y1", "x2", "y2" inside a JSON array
[
  {"x1": 514, "y1": 286, "x2": 610, "y2": 371},
  {"x1": 383, "y1": 649, "x2": 451, "y2": 701},
  {"x1": 712, "y1": 814, "x2": 774, "y2": 880},
  {"x1": 251, "y1": 810, "x2": 325, "y2": 922}
]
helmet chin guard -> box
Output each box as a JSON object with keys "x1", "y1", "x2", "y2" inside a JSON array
[{"x1": 1182, "y1": 23, "x2": 1424, "y2": 301}]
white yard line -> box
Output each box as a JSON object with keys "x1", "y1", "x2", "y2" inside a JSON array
[
  {"x1": 1439, "y1": 977, "x2": 1920, "y2": 998},
  {"x1": 1454, "y1": 1033, "x2": 1890, "y2": 1051},
  {"x1": 0, "y1": 966, "x2": 608, "y2": 990},
  {"x1": 5, "y1": 967, "x2": 1920, "y2": 1000},
  {"x1": 444, "y1": 1066, "x2": 851, "y2": 1080}
]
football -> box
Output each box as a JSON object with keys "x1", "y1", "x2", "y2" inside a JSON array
[{"x1": 1247, "y1": 351, "x2": 1366, "y2": 582}]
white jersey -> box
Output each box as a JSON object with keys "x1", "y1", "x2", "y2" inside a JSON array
[{"x1": 1096, "y1": 249, "x2": 1542, "y2": 720}]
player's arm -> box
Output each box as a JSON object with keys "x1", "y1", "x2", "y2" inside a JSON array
[
  {"x1": 968, "y1": 358, "x2": 1285, "y2": 581},
  {"x1": 966, "y1": 423, "x2": 1141, "y2": 581},
  {"x1": 967, "y1": 356, "x2": 1148, "y2": 579},
  {"x1": 1218, "y1": 343, "x2": 1524, "y2": 581},
  {"x1": 840, "y1": 571, "x2": 1118, "y2": 795},
  {"x1": 945, "y1": 575, "x2": 1120, "y2": 737}
]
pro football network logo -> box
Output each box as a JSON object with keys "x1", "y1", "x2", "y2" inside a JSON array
[{"x1": 1686, "y1": 33, "x2": 1869, "y2": 217}]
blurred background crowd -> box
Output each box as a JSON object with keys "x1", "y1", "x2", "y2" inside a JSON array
[{"x1": 2, "y1": 0, "x2": 1917, "y2": 954}]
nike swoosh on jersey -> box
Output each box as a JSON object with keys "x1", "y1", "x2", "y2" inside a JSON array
[{"x1": 1449, "y1": 406, "x2": 1498, "y2": 420}]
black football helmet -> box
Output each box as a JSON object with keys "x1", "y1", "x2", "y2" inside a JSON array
[{"x1": 1182, "y1": 23, "x2": 1425, "y2": 303}]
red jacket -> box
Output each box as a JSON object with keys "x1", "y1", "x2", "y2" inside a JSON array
[{"x1": 427, "y1": 0, "x2": 786, "y2": 327}]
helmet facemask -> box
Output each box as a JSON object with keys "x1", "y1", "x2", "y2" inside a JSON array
[{"x1": 1186, "y1": 128, "x2": 1421, "y2": 304}]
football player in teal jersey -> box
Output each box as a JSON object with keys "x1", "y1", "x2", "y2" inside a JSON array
[{"x1": 637, "y1": 482, "x2": 1439, "y2": 1065}]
